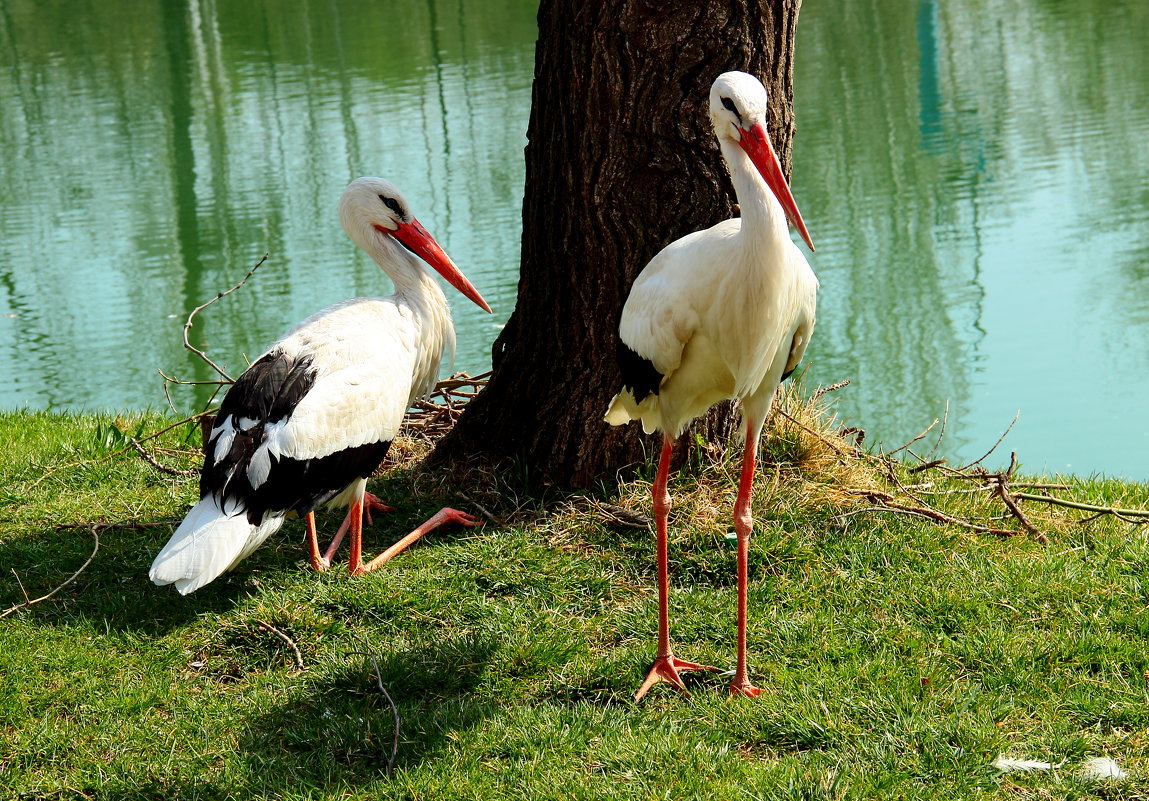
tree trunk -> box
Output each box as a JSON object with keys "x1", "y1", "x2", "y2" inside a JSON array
[{"x1": 433, "y1": 0, "x2": 803, "y2": 488}]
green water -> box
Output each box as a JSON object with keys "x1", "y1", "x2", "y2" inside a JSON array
[{"x1": 1, "y1": 0, "x2": 1147, "y2": 480}]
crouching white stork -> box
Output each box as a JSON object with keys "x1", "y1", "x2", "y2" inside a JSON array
[
  {"x1": 150, "y1": 177, "x2": 492, "y2": 594},
  {"x1": 605, "y1": 72, "x2": 818, "y2": 698}
]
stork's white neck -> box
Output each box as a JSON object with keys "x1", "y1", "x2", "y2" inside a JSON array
[
  {"x1": 371, "y1": 235, "x2": 444, "y2": 304},
  {"x1": 366, "y1": 234, "x2": 456, "y2": 393},
  {"x1": 720, "y1": 137, "x2": 790, "y2": 249}
]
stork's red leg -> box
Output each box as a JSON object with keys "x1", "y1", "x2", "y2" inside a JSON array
[
  {"x1": 350, "y1": 507, "x2": 481, "y2": 576},
  {"x1": 323, "y1": 492, "x2": 395, "y2": 563},
  {"x1": 305, "y1": 512, "x2": 329, "y2": 571},
  {"x1": 729, "y1": 420, "x2": 763, "y2": 698},
  {"x1": 635, "y1": 437, "x2": 719, "y2": 700}
]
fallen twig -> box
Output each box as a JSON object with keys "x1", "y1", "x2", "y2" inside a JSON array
[
  {"x1": 129, "y1": 437, "x2": 197, "y2": 477},
  {"x1": 773, "y1": 408, "x2": 857, "y2": 460},
  {"x1": 992, "y1": 453, "x2": 1049, "y2": 544},
  {"x1": 459, "y1": 492, "x2": 503, "y2": 525},
  {"x1": 959, "y1": 411, "x2": 1019, "y2": 470},
  {"x1": 1, "y1": 525, "x2": 101, "y2": 619},
  {"x1": 887, "y1": 418, "x2": 939, "y2": 457},
  {"x1": 347, "y1": 649, "x2": 401, "y2": 777},
  {"x1": 255, "y1": 619, "x2": 305, "y2": 671},
  {"x1": 925, "y1": 400, "x2": 949, "y2": 461},
  {"x1": 838, "y1": 495, "x2": 1021, "y2": 539},
  {"x1": 10, "y1": 569, "x2": 30, "y2": 605},
  {"x1": 1012, "y1": 492, "x2": 1149, "y2": 522},
  {"x1": 30, "y1": 410, "x2": 216, "y2": 489}
]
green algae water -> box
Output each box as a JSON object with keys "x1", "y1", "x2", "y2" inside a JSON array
[{"x1": 1, "y1": 0, "x2": 1146, "y2": 480}]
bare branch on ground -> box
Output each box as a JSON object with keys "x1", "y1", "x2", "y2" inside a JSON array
[
  {"x1": 255, "y1": 619, "x2": 305, "y2": 671},
  {"x1": 347, "y1": 648, "x2": 401, "y2": 777},
  {"x1": 1, "y1": 525, "x2": 101, "y2": 620}
]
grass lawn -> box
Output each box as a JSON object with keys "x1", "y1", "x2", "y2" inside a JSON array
[{"x1": 1, "y1": 399, "x2": 1147, "y2": 800}]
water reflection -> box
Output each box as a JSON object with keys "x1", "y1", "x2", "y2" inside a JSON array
[
  {"x1": 1, "y1": 0, "x2": 1147, "y2": 481},
  {"x1": 0, "y1": 0, "x2": 535, "y2": 409},
  {"x1": 795, "y1": 0, "x2": 1149, "y2": 479}
]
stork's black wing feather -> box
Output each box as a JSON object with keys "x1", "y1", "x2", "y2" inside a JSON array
[
  {"x1": 199, "y1": 350, "x2": 392, "y2": 524},
  {"x1": 616, "y1": 340, "x2": 664, "y2": 404}
]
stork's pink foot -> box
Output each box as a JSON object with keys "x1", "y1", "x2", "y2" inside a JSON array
[
  {"x1": 634, "y1": 654, "x2": 719, "y2": 700},
  {"x1": 728, "y1": 678, "x2": 762, "y2": 698},
  {"x1": 361, "y1": 492, "x2": 395, "y2": 525}
]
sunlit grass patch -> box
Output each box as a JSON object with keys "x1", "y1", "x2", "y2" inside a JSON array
[{"x1": 2, "y1": 401, "x2": 1147, "y2": 799}]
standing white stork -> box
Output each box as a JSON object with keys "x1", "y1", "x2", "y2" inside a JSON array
[
  {"x1": 604, "y1": 71, "x2": 818, "y2": 698},
  {"x1": 150, "y1": 177, "x2": 491, "y2": 595}
]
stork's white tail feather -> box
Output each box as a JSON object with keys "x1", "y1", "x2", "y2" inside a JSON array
[
  {"x1": 604, "y1": 390, "x2": 639, "y2": 427},
  {"x1": 604, "y1": 390, "x2": 673, "y2": 436},
  {"x1": 149, "y1": 495, "x2": 284, "y2": 595}
]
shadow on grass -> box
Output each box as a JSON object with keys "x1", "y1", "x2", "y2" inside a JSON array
[
  {"x1": 236, "y1": 633, "x2": 500, "y2": 792},
  {"x1": 0, "y1": 519, "x2": 288, "y2": 633}
]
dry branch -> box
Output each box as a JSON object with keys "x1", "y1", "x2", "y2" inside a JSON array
[
  {"x1": 129, "y1": 436, "x2": 197, "y2": 477},
  {"x1": 959, "y1": 411, "x2": 1019, "y2": 470},
  {"x1": 1, "y1": 525, "x2": 101, "y2": 620},
  {"x1": 255, "y1": 619, "x2": 305, "y2": 670},
  {"x1": 1012, "y1": 492, "x2": 1149, "y2": 522},
  {"x1": 347, "y1": 648, "x2": 401, "y2": 777},
  {"x1": 180, "y1": 254, "x2": 269, "y2": 383}
]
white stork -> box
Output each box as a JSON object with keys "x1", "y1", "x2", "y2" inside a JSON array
[
  {"x1": 605, "y1": 71, "x2": 818, "y2": 698},
  {"x1": 150, "y1": 177, "x2": 491, "y2": 595}
]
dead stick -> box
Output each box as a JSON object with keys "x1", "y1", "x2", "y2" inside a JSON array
[
  {"x1": 255, "y1": 620, "x2": 305, "y2": 670},
  {"x1": 1012, "y1": 492, "x2": 1149, "y2": 520},
  {"x1": 773, "y1": 408, "x2": 856, "y2": 459},
  {"x1": 1, "y1": 526, "x2": 101, "y2": 620},
  {"x1": 129, "y1": 437, "x2": 197, "y2": 477},
  {"x1": 997, "y1": 485, "x2": 1048, "y2": 543},
  {"x1": 10, "y1": 569, "x2": 30, "y2": 604},
  {"x1": 459, "y1": 492, "x2": 503, "y2": 525},
  {"x1": 839, "y1": 502, "x2": 1020, "y2": 539},
  {"x1": 959, "y1": 411, "x2": 1019, "y2": 469},
  {"x1": 183, "y1": 254, "x2": 269, "y2": 382},
  {"x1": 887, "y1": 418, "x2": 939, "y2": 457},
  {"x1": 925, "y1": 400, "x2": 950, "y2": 461},
  {"x1": 347, "y1": 649, "x2": 401, "y2": 777}
]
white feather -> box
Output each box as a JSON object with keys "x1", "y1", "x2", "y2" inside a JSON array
[
  {"x1": 210, "y1": 416, "x2": 234, "y2": 466},
  {"x1": 991, "y1": 756, "x2": 1060, "y2": 773},
  {"x1": 1079, "y1": 757, "x2": 1126, "y2": 781},
  {"x1": 149, "y1": 495, "x2": 285, "y2": 595}
]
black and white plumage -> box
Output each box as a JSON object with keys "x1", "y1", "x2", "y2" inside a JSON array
[
  {"x1": 604, "y1": 71, "x2": 818, "y2": 699},
  {"x1": 150, "y1": 177, "x2": 491, "y2": 594}
]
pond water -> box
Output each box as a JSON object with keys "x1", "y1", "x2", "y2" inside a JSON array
[{"x1": 1, "y1": 0, "x2": 1147, "y2": 481}]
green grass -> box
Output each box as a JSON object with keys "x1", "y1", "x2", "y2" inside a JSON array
[{"x1": 2, "y1": 408, "x2": 1148, "y2": 800}]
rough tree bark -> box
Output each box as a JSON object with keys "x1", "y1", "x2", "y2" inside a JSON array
[{"x1": 433, "y1": 0, "x2": 804, "y2": 488}]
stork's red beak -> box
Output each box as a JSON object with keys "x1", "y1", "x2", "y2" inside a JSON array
[
  {"x1": 386, "y1": 218, "x2": 492, "y2": 313},
  {"x1": 736, "y1": 122, "x2": 815, "y2": 251}
]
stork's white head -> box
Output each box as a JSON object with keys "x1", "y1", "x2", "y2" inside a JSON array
[
  {"x1": 338, "y1": 177, "x2": 491, "y2": 313},
  {"x1": 708, "y1": 71, "x2": 772, "y2": 142},
  {"x1": 708, "y1": 71, "x2": 814, "y2": 251}
]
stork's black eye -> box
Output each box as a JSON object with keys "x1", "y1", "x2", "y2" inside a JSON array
[
  {"x1": 721, "y1": 97, "x2": 738, "y2": 113},
  {"x1": 378, "y1": 195, "x2": 403, "y2": 215}
]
